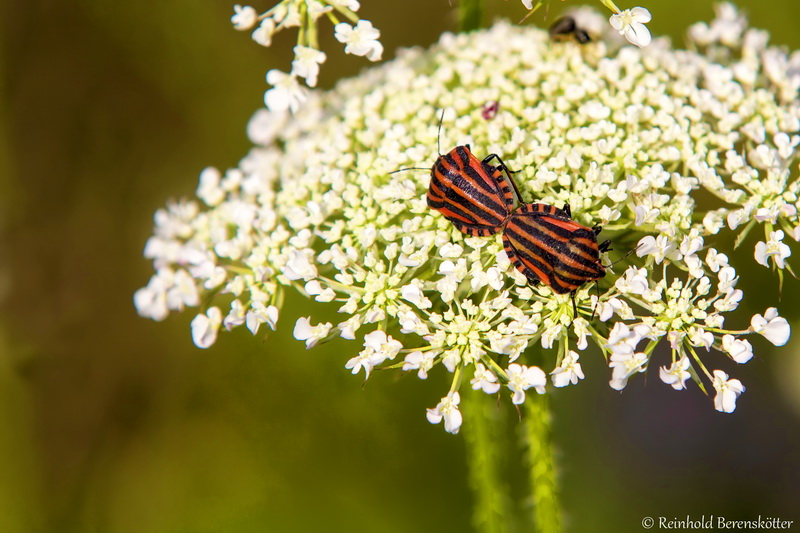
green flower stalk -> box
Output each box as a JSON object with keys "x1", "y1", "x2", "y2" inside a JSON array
[{"x1": 137, "y1": 4, "x2": 796, "y2": 431}]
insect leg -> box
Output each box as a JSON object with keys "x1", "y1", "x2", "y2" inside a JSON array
[{"x1": 482, "y1": 153, "x2": 525, "y2": 205}]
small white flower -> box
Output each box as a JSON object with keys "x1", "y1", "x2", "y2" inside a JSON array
[
  {"x1": 615, "y1": 267, "x2": 649, "y2": 295},
  {"x1": 401, "y1": 282, "x2": 432, "y2": 309},
  {"x1": 521, "y1": 0, "x2": 533, "y2": 8},
  {"x1": 722, "y1": 334, "x2": 754, "y2": 364},
  {"x1": 334, "y1": 20, "x2": 383, "y2": 61},
  {"x1": 245, "y1": 303, "x2": 279, "y2": 334},
  {"x1": 609, "y1": 351, "x2": 647, "y2": 390},
  {"x1": 551, "y1": 350, "x2": 585, "y2": 388},
  {"x1": 506, "y1": 363, "x2": 547, "y2": 405},
  {"x1": 750, "y1": 308, "x2": 791, "y2": 346},
  {"x1": 224, "y1": 299, "x2": 246, "y2": 331},
  {"x1": 754, "y1": 230, "x2": 791, "y2": 269},
  {"x1": 471, "y1": 363, "x2": 501, "y2": 394},
  {"x1": 659, "y1": 356, "x2": 691, "y2": 390},
  {"x1": 293, "y1": 317, "x2": 333, "y2": 348},
  {"x1": 291, "y1": 46, "x2": 327, "y2": 87},
  {"x1": 403, "y1": 350, "x2": 436, "y2": 379},
  {"x1": 264, "y1": 70, "x2": 308, "y2": 113},
  {"x1": 609, "y1": 7, "x2": 652, "y2": 47},
  {"x1": 636, "y1": 235, "x2": 677, "y2": 264},
  {"x1": 363, "y1": 330, "x2": 403, "y2": 365},
  {"x1": 197, "y1": 167, "x2": 224, "y2": 206},
  {"x1": 712, "y1": 370, "x2": 745, "y2": 413},
  {"x1": 282, "y1": 250, "x2": 318, "y2": 281},
  {"x1": 252, "y1": 18, "x2": 276, "y2": 47},
  {"x1": 133, "y1": 275, "x2": 169, "y2": 321},
  {"x1": 191, "y1": 307, "x2": 223, "y2": 349},
  {"x1": 330, "y1": 0, "x2": 360, "y2": 10},
  {"x1": 231, "y1": 5, "x2": 258, "y2": 31},
  {"x1": 426, "y1": 391, "x2": 462, "y2": 434}
]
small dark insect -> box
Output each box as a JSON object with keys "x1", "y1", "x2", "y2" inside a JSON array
[
  {"x1": 549, "y1": 16, "x2": 592, "y2": 44},
  {"x1": 427, "y1": 145, "x2": 520, "y2": 237},
  {"x1": 481, "y1": 101, "x2": 499, "y2": 120},
  {"x1": 503, "y1": 202, "x2": 610, "y2": 294}
]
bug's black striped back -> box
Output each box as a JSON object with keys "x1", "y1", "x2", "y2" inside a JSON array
[
  {"x1": 503, "y1": 203, "x2": 605, "y2": 294},
  {"x1": 427, "y1": 146, "x2": 515, "y2": 237}
]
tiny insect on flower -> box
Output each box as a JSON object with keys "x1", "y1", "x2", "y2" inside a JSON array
[
  {"x1": 549, "y1": 16, "x2": 592, "y2": 44},
  {"x1": 481, "y1": 101, "x2": 499, "y2": 120}
]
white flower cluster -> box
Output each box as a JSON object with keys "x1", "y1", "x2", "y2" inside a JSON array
[
  {"x1": 138, "y1": 5, "x2": 796, "y2": 434},
  {"x1": 231, "y1": 2, "x2": 382, "y2": 113}
]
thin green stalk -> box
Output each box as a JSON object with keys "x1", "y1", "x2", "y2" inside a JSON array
[
  {"x1": 523, "y1": 393, "x2": 562, "y2": 533},
  {"x1": 457, "y1": 0, "x2": 483, "y2": 32},
  {"x1": 462, "y1": 389, "x2": 510, "y2": 533}
]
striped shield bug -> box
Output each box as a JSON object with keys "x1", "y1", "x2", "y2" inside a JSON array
[
  {"x1": 393, "y1": 110, "x2": 522, "y2": 237},
  {"x1": 427, "y1": 145, "x2": 522, "y2": 237},
  {"x1": 503, "y1": 203, "x2": 610, "y2": 294}
]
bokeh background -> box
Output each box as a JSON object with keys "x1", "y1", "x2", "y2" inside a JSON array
[{"x1": 2, "y1": 1, "x2": 800, "y2": 532}]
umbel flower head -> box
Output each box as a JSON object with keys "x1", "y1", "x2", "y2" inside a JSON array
[{"x1": 136, "y1": 3, "x2": 797, "y2": 434}]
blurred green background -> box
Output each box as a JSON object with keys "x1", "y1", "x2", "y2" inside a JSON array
[{"x1": 2, "y1": 1, "x2": 800, "y2": 532}]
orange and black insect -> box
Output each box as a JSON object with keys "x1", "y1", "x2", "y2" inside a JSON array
[
  {"x1": 549, "y1": 16, "x2": 592, "y2": 44},
  {"x1": 427, "y1": 146, "x2": 521, "y2": 237},
  {"x1": 503, "y1": 203, "x2": 610, "y2": 294}
]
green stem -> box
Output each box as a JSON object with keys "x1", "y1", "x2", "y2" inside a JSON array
[
  {"x1": 523, "y1": 393, "x2": 562, "y2": 533},
  {"x1": 457, "y1": 0, "x2": 483, "y2": 32},
  {"x1": 462, "y1": 389, "x2": 510, "y2": 533}
]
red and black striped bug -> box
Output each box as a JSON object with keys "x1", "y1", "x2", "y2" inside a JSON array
[
  {"x1": 394, "y1": 110, "x2": 523, "y2": 237},
  {"x1": 503, "y1": 203, "x2": 610, "y2": 294},
  {"x1": 427, "y1": 145, "x2": 521, "y2": 237}
]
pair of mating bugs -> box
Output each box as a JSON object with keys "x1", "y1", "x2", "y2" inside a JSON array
[{"x1": 425, "y1": 142, "x2": 610, "y2": 296}]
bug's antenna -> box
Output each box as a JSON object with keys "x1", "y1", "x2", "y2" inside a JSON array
[
  {"x1": 602, "y1": 243, "x2": 642, "y2": 269},
  {"x1": 390, "y1": 167, "x2": 429, "y2": 175},
  {"x1": 436, "y1": 108, "x2": 445, "y2": 156}
]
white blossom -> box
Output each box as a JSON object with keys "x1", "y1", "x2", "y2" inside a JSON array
[
  {"x1": 231, "y1": 5, "x2": 258, "y2": 31},
  {"x1": 750, "y1": 308, "x2": 791, "y2": 346},
  {"x1": 245, "y1": 303, "x2": 279, "y2": 334},
  {"x1": 754, "y1": 230, "x2": 792, "y2": 269},
  {"x1": 334, "y1": 21, "x2": 383, "y2": 61},
  {"x1": 506, "y1": 364, "x2": 547, "y2": 404},
  {"x1": 251, "y1": 19, "x2": 275, "y2": 47},
  {"x1": 659, "y1": 357, "x2": 691, "y2": 390},
  {"x1": 712, "y1": 370, "x2": 745, "y2": 413},
  {"x1": 294, "y1": 317, "x2": 332, "y2": 349},
  {"x1": 551, "y1": 351, "x2": 585, "y2": 388},
  {"x1": 403, "y1": 350, "x2": 436, "y2": 379},
  {"x1": 471, "y1": 363, "x2": 501, "y2": 394},
  {"x1": 264, "y1": 70, "x2": 308, "y2": 113},
  {"x1": 282, "y1": 250, "x2": 318, "y2": 281},
  {"x1": 426, "y1": 391, "x2": 462, "y2": 434},
  {"x1": 191, "y1": 307, "x2": 223, "y2": 348},
  {"x1": 722, "y1": 334, "x2": 754, "y2": 364},
  {"x1": 291, "y1": 46, "x2": 326, "y2": 87},
  {"x1": 609, "y1": 7, "x2": 652, "y2": 47},
  {"x1": 609, "y1": 351, "x2": 647, "y2": 391}
]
